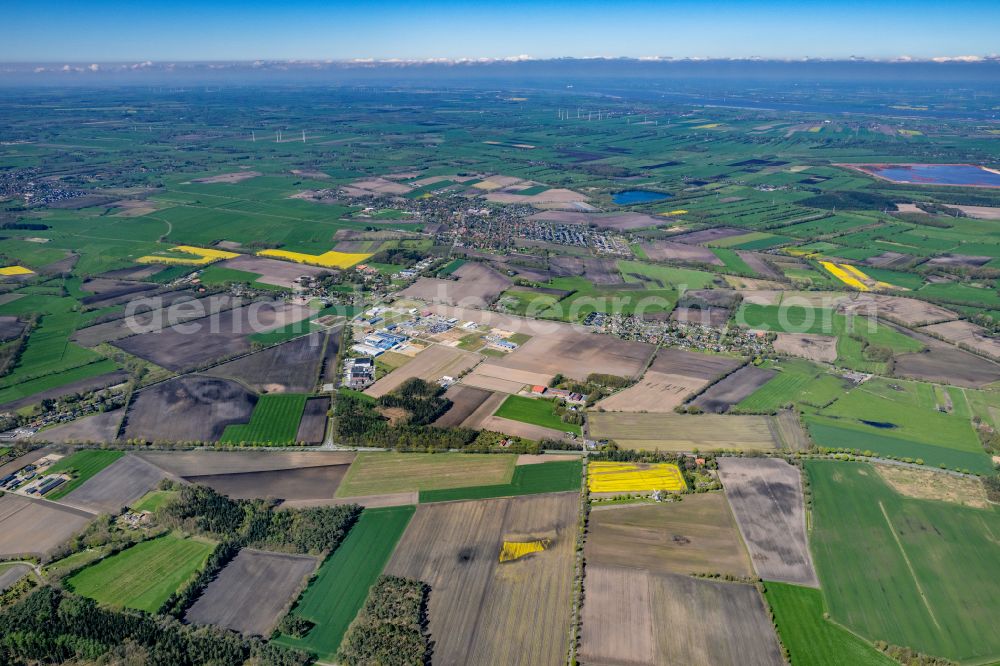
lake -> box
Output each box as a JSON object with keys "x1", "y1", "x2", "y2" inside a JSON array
[
  {"x1": 860, "y1": 164, "x2": 1000, "y2": 188},
  {"x1": 612, "y1": 189, "x2": 672, "y2": 205}
]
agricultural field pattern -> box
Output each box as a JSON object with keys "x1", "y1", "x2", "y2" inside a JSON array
[{"x1": 0, "y1": 54, "x2": 998, "y2": 666}]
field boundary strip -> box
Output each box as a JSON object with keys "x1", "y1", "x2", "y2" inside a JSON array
[{"x1": 877, "y1": 501, "x2": 941, "y2": 631}]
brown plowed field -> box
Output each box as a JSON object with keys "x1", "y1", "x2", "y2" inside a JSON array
[
  {"x1": 717, "y1": 457, "x2": 818, "y2": 587},
  {"x1": 185, "y1": 464, "x2": 350, "y2": 501},
  {"x1": 597, "y1": 348, "x2": 741, "y2": 412},
  {"x1": 185, "y1": 548, "x2": 317, "y2": 636},
  {"x1": 385, "y1": 493, "x2": 578, "y2": 666},
  {"x1": 0, "y1": 495, "x2": 93, "y2": 559},
  {"x1": 581, "y1": 566, "x2": 783, "y2": 666},
  {"x1": 123, "y1": 376, "x2": 257, "y2": 442},
  {"x1": 586, "y1": 493, "x2": 752, "y2": 577},
  {"x1": 364, "y1": 344, "x2": 481, "y2": 398},
  {"x1": 588, "y1": 412, "x2": 778, "y2": 451},
  {"x1": 691, "y1": 365, "x2": 777, "y2": 413}
]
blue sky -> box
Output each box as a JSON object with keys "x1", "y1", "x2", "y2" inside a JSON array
[{"x1": 4, "y1": 0, "x2": 998, "y2": 62}]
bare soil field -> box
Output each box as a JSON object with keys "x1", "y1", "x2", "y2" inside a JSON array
[
  {"x1": 477, "y1": 415, "x2": 570, "y2": 441},
  {"x1": 528, "y1": 210, "x2": 663, "y2": 230},
  {"x1": 186, "y1": 464, "x2": 349, "y2": 501},
  {"x1": 587, "y1": 413, "x2": 778, "y2": 451},
  {"x1": 185, "y1": 548, "x2": 317, "y2": 636},
  {"x1": 0, "y1": 316, "x2": 25, "y2": 341},
  {"x1": 463, "y1": 363, "x2": 552, "y2": 391},
  {"x1": 72, "y1": 293, "x2": 238, "y2": 347},
  {"x1": 385, "y1": 493, "x2": 577, "y2": 666},
  {"x1": 691, "y1": 365, "x2": 777, "y2": 413},
  {"x1": 864, "y1": 251, "x2": 913, "y2": 269},
  {"x1": 874, "y1": 464, "x2": 990, "y2": 509},
  {"x1": 281, "y1": 492, "x2": 418, "y2": 510},
  {"x1": 206, "y1": 331, "x2": 327, "y2": 393},
  {"x1": 139, "y1": 450, "x2": 355, "y2": 477},
  {"x1": 596, "y1": 348, "x2": 741, "y2": 413},
  {"x1": 61, "y1": 454, "x2": 169, "y2": 514},
  {"x1": 486, "y1": 187, "x2": 587, "y2": 206},
  {"x1": 401, "y1": 262, "x2": 511, "y2": 307},
  {"x1": 217, "y1": 254, "x2": 332, "y2": 288},
  {"x1": 491, "y1": 329, "x2": 653, "y2": 383},
  {"x1": 738, "y1": 251, "x2": 784, "y2": 280},
  {"x1": 671, "y1": 227, "x2": 749, "y2": 245},
  {"x1": 893, "y1": 329, "x2": 1000, "y2": 387},
  {"x1": 295, "y1": 396, "x2": 329, "y2": 444},
  {"x1": 460, "y1": 370, "x2": 530, "y2": 394},
  {"x1": 738, "y1": 289, "x2": 784, "y2": 306},
  {"x1": 365, "y1": 344, "x2": 481, "y2": 398},
  {"x1": 550, "y1": 256, "x2": 625, "y2": 285},
  {"x1": 840, "y1": 293, "x2": 957, "y2": 326},
  {"x1": 0, "y1": 563, "x2": 31, "y2": 592},
  {"x1": 95, "y1": 265, "x2": 166, "y2": 281},
  {"x1": 0, "y1": 370, "x2": 130, "y2": 412},
  {"x1": 669, "y1": 305, "x2": 732, "y2": 327},
  {"x1": 123, "y1": 376, "x2": 258, "y2": 442},
  {"x1": 920, "y1": 319, "x2": 1000, "y2": 359},
  {"x1": 773, "y1": 409, "x2": 811, "y2": 451},
  {"x1": 32, "y1": 409, "x2": 123, "y2": 443},
  {"x1": 587, "y1": 494, "x2": 751, "y2": 577},
  {"x1": 717, "y1": 457, "x2": 818, "y2": 587},
  {"x1": 456, "y1": 391, "x2": 507, "y2": 430},
  {"x1": 516, "y1": 454, "x2": 580, "y2": 466},
  {"x1": 638, "y1": 240, "x2": 721, "y2": 265},
  {"x1": 192, "y1": 170, "x2": 261, "y2": 184},
  {"x1": 950, "y1": 204, "x2": 1000, "y2": 220},
  {"x1": 79, "y1": 279, "x2": 158, "y2": 306},
  {"x1": 773, "y1": 332, "x2": 838, "y2": 363},
  {"x1": 581, "y1": 566, "x2": 782, "y2": 666},
  {"x1": 433, "y1": 385, "x2": 495, "y2": 427},
  {"x1": 114, "y1": 302, "x2": 313, "y2": 372},
  {"x1": 0, "y1": 494, "x2": 93, "y2": 558},
  {"x1": 926, "y1": 254, "x2": 992, "y2": 268}
]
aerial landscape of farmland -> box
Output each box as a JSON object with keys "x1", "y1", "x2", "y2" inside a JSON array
[{"x1": 0, "y1": 2, "x2": 999, "y2": 664}]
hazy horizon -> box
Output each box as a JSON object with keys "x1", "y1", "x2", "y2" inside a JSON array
[{"x1": 4, "y1": 0, "x2": 1000, "y2": 63}]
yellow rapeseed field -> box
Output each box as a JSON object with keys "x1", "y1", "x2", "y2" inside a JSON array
[
  {"x1": 0, "y1": 265, "x2": 34, "y2": 276},
  {"x1": 137, "y1": 245, "x2": 239, "y2": 266},
  {"x1": 587, "y1": 461, "x2": 686, "y2": 493},
  {"x1": 258, "y1": 248, "x2": 371, "y2": 269},
  {"x1": 660, "y1": 209, "x2": 689, "y2": 216},
  {"x1": 499, "y1": 539, "x2": 549, "y2": 563},
  {"x1": 694, "y1": 123, "x2": 722, "y2": 129},
  {"x1": 821, "y1": 261, "x2": 874, "y2": 291}
]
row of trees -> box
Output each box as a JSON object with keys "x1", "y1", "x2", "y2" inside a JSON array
[
  {"x1": 337, "y1": 575, "x2": 431, "y2": 666},
  {"x1": 0, "y1": 314, "x2": 35, "y2": 378}
]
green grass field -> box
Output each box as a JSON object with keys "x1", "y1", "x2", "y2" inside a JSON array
[
  {"x1": 806, "y1": 460, "x2": 1000, "y2": 662},
  {"x1": 44, "y1": 449, "x2": 124, "y2": 499},
  {"x1": 196, "y1": 265, "x2": 286, "y2": 292},
  {"x1": 764, "y1": 582, "x2": 896, "y2": 666},
  {"x1": 335, "y1": 452, "x2": 517, "y2": 497},
  {"x1": 816, "y1": 377, "x2": 980, "y2": 454},
  {"x1": 66, "y1": 533, "x2": 215, "y2": 613},
  {"x1": 494, "y1": 395, "x2": 582, "y2": 435},
  {"x1": 273, "y1": 505, "x2": 415, "y2": 661},
  {"x1": 130, "y1": 490, "x2": 176, "y2": 513},
  {"x1": 419, "y1": 459, "x2": 582, "y2": 502},
  {"x1": 736, "y1": 359, "x2": 847, "y2": 412},
  {"x1": 805, "y1": 418, "x2": 992, "y2": 473},
  {"x1": 219, "y1": 393, "x2": 308, "y2": 444}
]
